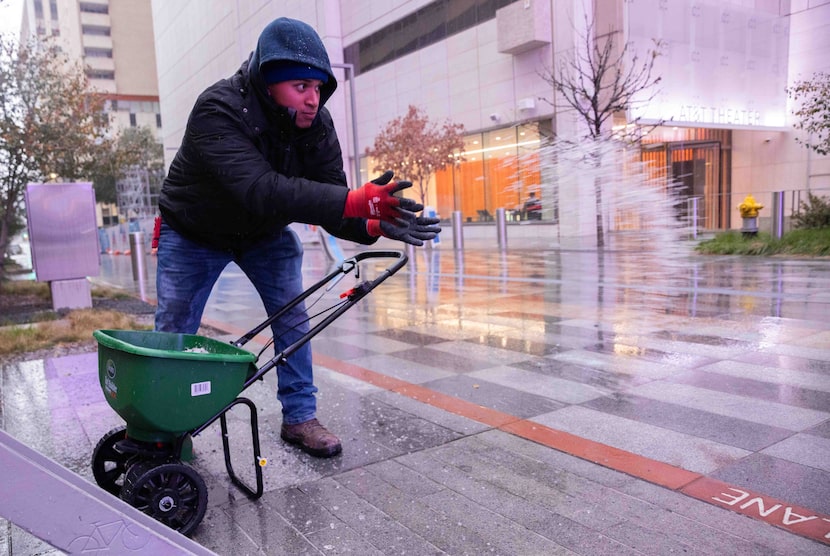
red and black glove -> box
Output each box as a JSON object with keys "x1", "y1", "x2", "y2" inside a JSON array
[
  {"x1": 367, "y1": 212, "x2": 442, "y2": 246},
  {"x1": 343, "y1": 171, "x2": 415, "y2": 223}
]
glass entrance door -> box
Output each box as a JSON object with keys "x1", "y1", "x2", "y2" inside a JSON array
[{"x1": 667, "y1": 142, "x2": 724, "y2": 230}]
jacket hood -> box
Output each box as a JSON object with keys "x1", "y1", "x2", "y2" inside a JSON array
[{"x1": 248, "y1": 17, "x2": 337, "y2": 107}]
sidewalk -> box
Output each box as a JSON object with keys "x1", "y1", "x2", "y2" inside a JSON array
[{"x1": 2, "y1": 236, "x2": 829, "y2": 555}]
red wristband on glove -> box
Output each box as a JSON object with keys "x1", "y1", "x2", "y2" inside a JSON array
[{"x1": 366, "y1": 220, "x2": 382, "y2": 237}]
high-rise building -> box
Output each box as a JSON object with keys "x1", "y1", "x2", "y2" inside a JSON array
[{"x1": 21, "y1": 0, "x2": 161, "y2": 136}]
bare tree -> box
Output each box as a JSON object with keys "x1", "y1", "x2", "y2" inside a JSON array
[
  {"x1": 366, "y1": 105, "x2": 465, "y2": 208},
  {"x1": 0, "y1": 36, "x2": 111, "y2": 272},
  {"x1": 787, "y1": 72, "x2": 830, "y2": 156},
  {"x1": 540, "y1": 17, "x2": 663, "y2": 246}
]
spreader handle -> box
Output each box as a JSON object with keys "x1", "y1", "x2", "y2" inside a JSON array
[{"x1": 235, "y1": 250, "x2": 408, "y2": 388}]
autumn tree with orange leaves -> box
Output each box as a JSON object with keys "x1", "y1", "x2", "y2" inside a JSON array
[{"x1": 366, "y1": 105, "x2": 465, "y2": 208}]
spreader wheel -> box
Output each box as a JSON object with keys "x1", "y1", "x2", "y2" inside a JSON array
[
  {"x1": 120, "y1": 461, "x2": 208, "y2": 536},
  {"x1": 91, "y1": 426, "x2": 129, "y2": 495}
]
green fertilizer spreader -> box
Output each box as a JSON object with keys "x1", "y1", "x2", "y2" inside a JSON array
[{"x1": 90, "y1": 251, "x2": 406, "y2": 536}]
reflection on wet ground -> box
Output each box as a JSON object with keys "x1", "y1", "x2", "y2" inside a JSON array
[{"x1": 3, "y1": 237, "x2": 830, "y2": 554}]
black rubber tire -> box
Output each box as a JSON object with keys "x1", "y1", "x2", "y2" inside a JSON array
[
  {"x1": 91, "y1": 426, "x2": 129, "y2": 495},
  {"x1": 120, "y1": 460, "x2": 208, "y2": 536}
]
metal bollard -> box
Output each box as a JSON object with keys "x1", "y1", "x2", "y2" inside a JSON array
[
  {"x1": 687, "y1": 197, "x2": 699, "y2": 239},
  {"x1": 496, "y1": 207, "x2": 507, "y2": 249},
  {"x1": 772, "y1": 191, "x2": 785, "y2": 239},
  {"x1": 129, "y1": 231, "x2": 148, "y2": 281},
  {"x1": 427, "y1": 207, "x2": 440, "y2": 248},
  {"x1": 451, "y1": 210, "x2": 464, "y2": 250}
]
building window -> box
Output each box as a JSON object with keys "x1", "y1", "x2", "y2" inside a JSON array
[
  {"x1": 82, "y1": 25, "x2": 110, "y2": 36},
  {"x1": 344, "y1": 0, "x2": 515, "y2": 76},
  {"x1": 49, "y1": 0, "x2": 58, "y2": 20},
  {"x1": 433, "y1": 123, "x2": 545, "y2": 223},
  {"x1": 79, "y1": 2, "x2": 109, "y2": 14},
  {"x1": 84, "y1": 47, "x2": 112, "y2": 57},
  {"x1": 129, "y1": 113, "x2": 137, "y2": 127},
  {"x1": 86, "y1": 69, "x2": 114, "y2": 80},
  {"x1": 156, "y1": 113, "x2": 162, "y2": 128},
  {"x1": 34, "y1": 0, "x2": 43, "y2": 17}
]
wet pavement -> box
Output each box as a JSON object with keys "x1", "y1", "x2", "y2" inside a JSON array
[{"x1": 2, "y1": 230, "x2": 830, "y2": 555}]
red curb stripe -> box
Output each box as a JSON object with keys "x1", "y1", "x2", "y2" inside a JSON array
[
  {"x1": 312, "y1": 353, "x2": 414, "y2": 391},
  {"x1": 499, "y1": 420, "x2": 701, "y2": 491},
  {"x1": 391, "y1": 384, "x2": 519, "y2": 428},
  {"x1": 312, "y1": 354, "x2": 520, "y2": 428}
]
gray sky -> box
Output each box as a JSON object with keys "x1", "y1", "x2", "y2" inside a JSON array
[{"x1": 0, "y1": 0, "x2": 22, "y2": 39}]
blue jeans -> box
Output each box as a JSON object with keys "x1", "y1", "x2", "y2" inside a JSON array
[{"x1": 155, "y1": 222, "x2": 316, "y2": 425}]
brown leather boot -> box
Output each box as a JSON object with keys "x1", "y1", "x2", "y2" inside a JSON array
[{"x1": 280, "y1": 418, "x2": 342, "y2": 458}]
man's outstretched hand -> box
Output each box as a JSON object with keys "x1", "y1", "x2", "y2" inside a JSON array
[
  {"x1": 367, "y1": 211, "x2": 442, "y2": 246},
  {"x1": 343, "y1": 170, "x2": 416, "y2": 223}
]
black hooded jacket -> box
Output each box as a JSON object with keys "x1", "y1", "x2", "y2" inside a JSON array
[{"x1": 159, "y1": 17, "x2": 375, "y2": 251}]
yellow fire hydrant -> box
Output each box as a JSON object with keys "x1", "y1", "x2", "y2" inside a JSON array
[{"x1": 738, "y1": 195, "x2": 763, "y2": 236}]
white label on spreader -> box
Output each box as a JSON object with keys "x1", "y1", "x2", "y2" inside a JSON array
[{"x1": 191, "y1": 381, "x2": 211, "y2": 396}]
